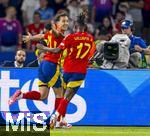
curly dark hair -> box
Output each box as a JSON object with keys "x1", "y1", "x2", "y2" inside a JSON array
[{"x1": 76, "y1": 9, "x2": 88, "y2": 31}]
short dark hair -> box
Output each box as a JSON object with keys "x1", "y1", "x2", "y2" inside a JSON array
[
  {"x1": 44, "y1": 23, "x2": 51, "y2": 31},
  {"x1": 16, "y1": 49, "x2": 26, "y2": 55},
  {"x1": 54, "y1": 10, "x2": 69, "y2": 22},
  {"x1": 33, "y1": 11, "x2": 41, "y2": 18}
]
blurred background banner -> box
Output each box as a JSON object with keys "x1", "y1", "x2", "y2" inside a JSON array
[{"x1": 0, "y1": 68, "x2": 150, "y2": 125}]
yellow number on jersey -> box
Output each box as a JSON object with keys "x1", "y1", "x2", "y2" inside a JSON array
[{"x1": 76, "y1": 43, "x2": 91, "y2": 59}]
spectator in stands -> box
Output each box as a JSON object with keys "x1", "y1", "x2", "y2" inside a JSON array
[
  {"x1": 48, "y1": 0, "x2": 67, "y2": 14},
  {"x1": 142, "y1": 0, "x2": 150, "y2": 44},
  {"x1": 0, "y1": 0, "x2": 10, "y2": 17},
  {"x1": 27, "y1": 49, "x2": 44, "y2": 67},
  {"x1": 1, "y1": 49, "x2": 26, "y2": 68},
  {"x1": 128, "y1": 0, "x2": 144, "y2": 36},
  {"x1": 112, "y1": 10, "x2": 125, "y2": 34},
  {"x1": 36, "y1": 0, "x2": 54, "y2": 24},
  {"x1": 67, "y1": 0, "x2": 81, "y2": 21},
  {"x1": 26, "y1": 11, "x2": 44, "y2": 51},
  {"x1": 92, "y1": 0, "x2": 117, "y2": 23},
  {"x1": 10, "y1": 0, "x2": 23, "y2": 24},
  {"x1": 121, "y1": 20, "x2": 149, "y2": 68},
  {"x1": 21, "y1": 0, "x2": 40, "y2": 26},
  {"x1": 0, "y1": 6, "x2": 22, "y2": 52},
  {"x1": 118, "y1": 2, "x2": 133, "y2": 21},
  {"x1": 111, "y1": 0, "x2": 119, "y2": 16},
  {"x1": 80, "y1": 0, "x2": 90, "y2": 10},
  {"x1": 66, "y1": 0, "x2": 82, "y2": 34},
  {"x1": 94, "y1": 16, "x2": 113, "y2": 41}
]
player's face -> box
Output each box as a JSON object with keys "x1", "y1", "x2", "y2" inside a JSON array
[
  {"x1": 57, "y1": 16, "x2": 69, "y2": 31},
  {"x1": 15, "y1": 50, "x2": 26, "y2": 64}
]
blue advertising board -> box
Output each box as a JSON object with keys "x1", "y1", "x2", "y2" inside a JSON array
[{"x1": 0, "y1": 68, "x2": 150, "y2": 126}]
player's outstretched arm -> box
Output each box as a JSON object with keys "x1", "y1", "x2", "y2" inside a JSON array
[
  {"x1": 23, "y1": 32, "x2": 44, "y2": 43},
  {"x1": 37, "y1": 43, "x2": 62, "y2": 54}
]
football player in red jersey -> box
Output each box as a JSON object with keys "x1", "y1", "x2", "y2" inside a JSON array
[
  {"x1": 39, "y1": 11, "x2": 96, "y2": 129},
  {"x1": 8, "y1": 11, "x2": 71, "y2": 128}
]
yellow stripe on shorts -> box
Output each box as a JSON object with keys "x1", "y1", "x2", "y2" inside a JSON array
[
  {"x1": 67, "y1": 80, "x2": 84, "y2": 88},
  {"x1": 63, "y1": 81, "x2": 67, "y2": 90},
  {"x1": 60, "y1": 72, "x2": 65, "y2": 88},
  {"x1": 38, "y1": 80, "x2": 48, "y2": 86},
  {"x1": 47, "y1": 65, "x2": 60, "y2": 87}
]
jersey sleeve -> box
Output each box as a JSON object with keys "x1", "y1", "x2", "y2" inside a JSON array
[
  {"x1": 58, "y1": 34, "x2": 70, "y2": 50},
  {"x1": 44, "y1": 32, "x2": 48, "y2": 39},
  {"x1": 138, "y1": 38, "x2": 147, "y2": 48},
  {"x1": 88, "y1": 41, "x2": 96, "y2": 59},
  {"x1": 43, "y1": 32, "x2": 50, "y2": 46},
  {"x1": 39, "y1": 39, "x2": 47, "y2": 46}
]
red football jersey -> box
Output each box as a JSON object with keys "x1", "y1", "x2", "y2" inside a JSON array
[
  {"x1": 44, "y1": 31, "x2": 64, "y2": 63},
  {"x1": 27, "y1": 23, "x2": 44, "y2": 35},
  {"x1": 26, "y1": 23, "x2": 44, "y2": 48},
  {"x1": 58, "y1": 32, "x2": 95, "y2": 73}
]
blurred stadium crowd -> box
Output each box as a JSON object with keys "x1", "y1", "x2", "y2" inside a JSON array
[{"x1": 0, "y1": 0, "x2": 150, "y2": 69}]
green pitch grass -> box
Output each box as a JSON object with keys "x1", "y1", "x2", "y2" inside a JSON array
[
  {"x1": 50, "y1": 126, "x2": 150, "y2": 136},
  {"x1": 1, "y1": 126, "x2": 150, "y2": 136}
]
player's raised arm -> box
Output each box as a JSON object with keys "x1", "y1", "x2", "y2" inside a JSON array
[
  {"x1": 22, "y1": 32, "x2": 44, "y2": 43},
  {"x1": 36, "y1": 44, "x2": 62, "y2": 53},
  {"x1": 37, "y1": 36, "x2": 68, "y2": 54}
]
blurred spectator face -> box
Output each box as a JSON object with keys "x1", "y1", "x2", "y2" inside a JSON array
[
  {"x1": 103, "y1": 17, "x2": 111, "y2": 28},
  {"x1": 33, "y1": 13, "x2": 41, "y2": 24},
  {"x1": 116, "y1": 12, "x2": 125, "y2": 22},
  {"x1": 6, "y1": 6, "x2": 16, "y2": 19},
  {"x1": 55, "y1": 0, "x2": 64, "y2": 3},
  {"x1": 112, "y1": 0, "x2": 118, "y2": 4},
  {"x1": 1, "y1": 0, "x2": 9, "y2": 5},
  {"x1": 40, "y1": 0, "x2": 48, "y2": 8},
  {"x1": 57, "y1": 16, "x2": 69, "y2": 31},
  {"x1": 69, "y1": 0, "x2": 78, "y2": 7},
  {"x1": 119, "y1": 2, "x2": 129, "y2": 13},
  {"x1": 15, "y1": 50, "x2": 26, "y2": 64},
  {"x1": 80, "y1": 0, "x2": 89, "y2": 9}
]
